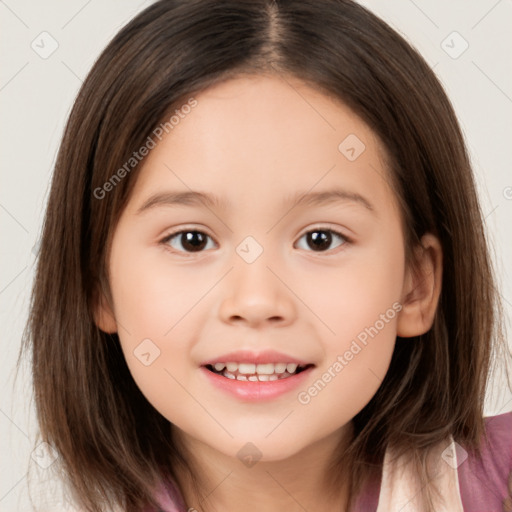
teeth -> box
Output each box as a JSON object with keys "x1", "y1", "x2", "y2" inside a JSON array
[
  {"x1": 238, "y1": 363, "x2": 256, "y2": 374},
  {"x1": 211, "y1": 361, "x2": 305, "y2": 375},
  {"x1": 208, "y1": 361, "x2": 311, "y2": 382},
  {"x1": 235, "y1": 371, "x2": 293, "y2": 381},
  {"x1": 274, "y1": 363, "x2": 287, "y2": 374},
  {"x1": 255, "y1": 363, "x2": 275, "y2": 375},
  {"x1": 286, "y1": 363, "x2": 298, "y2": 374}
]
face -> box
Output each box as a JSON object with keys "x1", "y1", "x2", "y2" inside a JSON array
[{"x1": 98, "y1": 74, "x2": 413, "y2": 462}]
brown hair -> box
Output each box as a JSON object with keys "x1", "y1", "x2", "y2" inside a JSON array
[{"x1": 18, "y1": 0, "x2": 511, "y2": 510}]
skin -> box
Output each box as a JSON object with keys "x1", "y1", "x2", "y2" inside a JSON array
[{"x1": 95, "y1": 74, "x2": 442, "y2": 512}]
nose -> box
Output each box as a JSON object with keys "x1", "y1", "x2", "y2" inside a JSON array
[{"x1": 217, "y1": 255, "x2": 297, "y2": 329}]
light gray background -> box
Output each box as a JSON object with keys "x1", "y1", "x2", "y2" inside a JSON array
[{"x1": 1, "y1": 1, "x2": 511, "y2": 510}]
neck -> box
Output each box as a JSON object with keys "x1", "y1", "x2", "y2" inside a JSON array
[{"x1": 171, "y1": 423, "x2": 354, "y2": 512}]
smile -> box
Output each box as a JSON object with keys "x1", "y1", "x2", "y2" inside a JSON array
[
  {"x1": 205, "y1": 362, "x2": 312, "y2": 381},
  {"x1": 201, "y1": 362, "x2": 316, "y2": 401}
]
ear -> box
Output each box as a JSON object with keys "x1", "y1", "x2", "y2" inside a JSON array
[
  {"x1": 93, "y1": 289, "x2": 118, "y2": 334},
  {"x1": 397, "y1": 233, "x2": 443, "y2": 338}
]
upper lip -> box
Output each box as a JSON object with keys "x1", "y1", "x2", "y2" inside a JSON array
[{"x1": 201, "y1": 350, "x2": 314, "y2": 367}]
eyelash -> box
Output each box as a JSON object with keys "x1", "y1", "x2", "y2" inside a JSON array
[{"x1": 159, "y1": 226, "x2": 351, "y2": 256}]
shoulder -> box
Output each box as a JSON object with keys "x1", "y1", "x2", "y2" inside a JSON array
[
  {"x1": 483, "y1": 409, "x2": 512, "y2": 443},
  {"x1": 457, "y1": 410, "x2": 512, "y2": 512}
]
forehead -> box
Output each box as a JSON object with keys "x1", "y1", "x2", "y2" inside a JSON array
[{"x1": 128, "y1": 73, "x2": 398, "y2": 218}]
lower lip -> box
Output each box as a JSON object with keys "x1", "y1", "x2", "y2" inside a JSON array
[{"x1": 200, "y1": 365, "x2": 315, "y2": 402}]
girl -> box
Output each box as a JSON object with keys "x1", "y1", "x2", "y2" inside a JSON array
[{"x1": 20, "y1": 0, "x2": 512, "y2": 511}]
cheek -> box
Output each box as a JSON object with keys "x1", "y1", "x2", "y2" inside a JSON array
[
  {"x1": 107, "y1": 243, "x2": 202, "y2": 406},
  {"x1": 110, "y1": 244, "x2": 209, "y2": 338},
  {"x1": 109, "y1": 254, "x2": 196, "y2": 421},
  {"x1": 297, "y1": 276, "x2": 400, "y2": 427},
  {"x1": 296, "y1": 236, "x2": 403, "y2": 412},
  {"x1": 299, "y1": 240, "x2": 404, "y2": 343}
]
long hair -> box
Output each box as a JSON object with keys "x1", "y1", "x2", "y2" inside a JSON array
[{"x1": 18, "y1": 0, "x2": 511, "y2": 510}]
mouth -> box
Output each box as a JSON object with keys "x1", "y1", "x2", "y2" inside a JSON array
[{"x1": 204, "y1": 362, "x2": 315, "y2": 382}]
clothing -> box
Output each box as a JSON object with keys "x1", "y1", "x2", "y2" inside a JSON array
[{"x1": 150, "y1": 410, "x2": 512, "y2": 512}]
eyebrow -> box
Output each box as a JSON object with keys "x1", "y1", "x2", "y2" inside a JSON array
[{"x1": 135, "y1": 188, "x2": 375, "y2": 215}]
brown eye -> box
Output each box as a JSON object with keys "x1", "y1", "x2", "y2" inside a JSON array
[
  {"x1": 162, "y1": 230, "x2": 215, "y2": 253},
  {"x1": 295, "y1": 229, "x2": 347, "y2": 252}
]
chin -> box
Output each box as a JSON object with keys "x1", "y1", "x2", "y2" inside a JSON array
[{"x1": 220, "y1": 433, "x2": 309, "y2": 464}]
